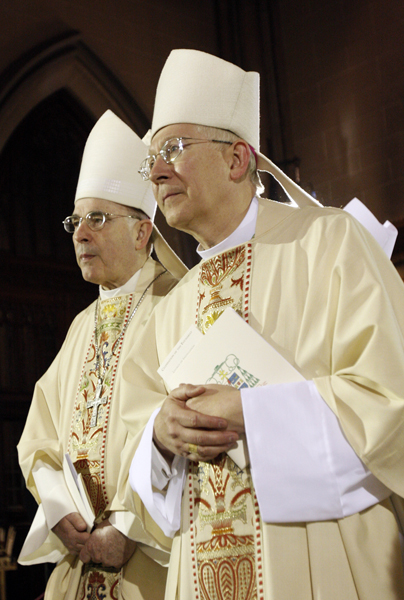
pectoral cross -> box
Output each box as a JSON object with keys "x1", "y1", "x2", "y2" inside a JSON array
[{"x1": 86, "y1": 379, "x2": 108, "y2": 428}]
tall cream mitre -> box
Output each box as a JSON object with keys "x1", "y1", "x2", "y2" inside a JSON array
[
  {"x1": 75, "y1": 110, "x2": 187, "y2": 278},
  {"x1": 75, "y1": 109, "x2": 157, "y2": 218},
  {"x1": 151, "y1": 49, "x2": 321, "y2": 209}
]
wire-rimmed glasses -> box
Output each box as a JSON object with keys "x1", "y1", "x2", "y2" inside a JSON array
[
  {"x1": 138, "y1": 137, "x2": 233, "y2": 181},
  {"x1": 63, "y1": 211, "x2": 139, "y2": 233}
]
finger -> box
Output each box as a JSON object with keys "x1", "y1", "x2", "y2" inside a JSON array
[
  {"x1": 81, "y1": 537, "x2": 103, "y2": 564},
  {"x1": 181, "y1": 430, "x2": 238, "y2": 458},
  {"x1": 79, "y1": 546, "x2": 92, "y2": 564},
  {"x1": 66, "y1": 512, "x2": 88, "y2": 532},
  {"x1": 75, "y1": 541, "x2": 86, "y2": 555},
  {"x1": 188, "y1": 443, "x2": 238, "y2": 462},
  {"x1": 76, "y1": 532, "x2": 91, "y2": 546},
  {"x1": 186, "y1": 428, "x2": 238, "y2": 447},
  {"x1": 177, "y1": 408, "x2": 228, "y2": 431},
  {"x1": 171, "y1": 384, "x2": 206, "y2": 401}
]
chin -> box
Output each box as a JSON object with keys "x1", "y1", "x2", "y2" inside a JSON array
[
  {"x1": 165, "y1": 211, "x2": 189, "y2": 232},
  {"x1": 81, "y1": 269, "x2": 101, "y2": 285}
]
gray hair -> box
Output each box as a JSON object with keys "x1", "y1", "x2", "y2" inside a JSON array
[
  {"x1": 122, "y1": 205, "x2": 153, "y2": 252},
  {"x1": 195, "y1": 125, "x2": 264, "y2": 196},
  {"x1": 130, "y1": 207, "x2": 151, "y2": 221}
]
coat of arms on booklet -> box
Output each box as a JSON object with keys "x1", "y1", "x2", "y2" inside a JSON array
[{"x1": 207, "y1": 353, "x2": 260, "y2": 389}]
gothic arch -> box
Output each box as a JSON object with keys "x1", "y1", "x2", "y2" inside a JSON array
[{"x1": 0, "y1": 30, "x2": 149, "y2": 154}]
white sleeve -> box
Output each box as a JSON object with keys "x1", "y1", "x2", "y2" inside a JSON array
[
  {"x1": 129, "y1": 408, "x2": 187, "y2": 538},
  {"x1": 109, "y1": 510, "x2": 170, "y2": 566},
  {"x1": 242, "y1": 380, "x2": 391, "y2": 523},
  {"x1": 32, "y1": 460, "x2": 78, "y2": 530},
  {"x1": 109, "y1": 510, "x2": 137, "y2": 537},
  {"x1": 18, "y1": 461, "x2": 78, "y2": 565}
]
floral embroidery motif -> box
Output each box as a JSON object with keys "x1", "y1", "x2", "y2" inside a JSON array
[
  {"x1": 76, "y1": 565, "x2": 121, "y2": 600},
  {"x1": 198, "y1": 246, "x2": 247, "y2": 333}
]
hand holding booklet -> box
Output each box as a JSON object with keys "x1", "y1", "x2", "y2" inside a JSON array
[
  {"x1": 18, "y1": 456, "x2": 95, "y2": 564},
  {"x1": 158, "y1": 308, "x2": 305, "y2": 469},
  {"x1": 63, "y1": 454, "x2": 95, "y2": 531}
]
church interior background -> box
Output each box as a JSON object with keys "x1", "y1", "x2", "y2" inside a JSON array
[{"x1": 0, "y1": 0, "x2": 403, "y2": 596}]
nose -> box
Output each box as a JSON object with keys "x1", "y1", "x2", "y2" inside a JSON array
[
  {"x1": 73, "y1": 218, "x2": 93, "y2": 243},
  {"x1": 149, "y1": 154, "x2": 173, "y2": 184}
]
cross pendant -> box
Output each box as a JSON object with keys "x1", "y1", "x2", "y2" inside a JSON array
[{"x1": 86, "y1": 379, "x2": 108, "y2": 428}]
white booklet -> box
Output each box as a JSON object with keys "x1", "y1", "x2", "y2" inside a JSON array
[
  {"x1": 158, "y1": 308, "x2": 305, "y2": 469},
  {"x1": 63, "y1": 454, "x2": 95, "y2": 531},
  {"x1": 344, "y1": 197, "x2": 397, "y2": 258}
]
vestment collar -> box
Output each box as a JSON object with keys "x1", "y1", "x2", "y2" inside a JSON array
[
  {"x1": 99, "y1": 269, "x2": 141, "y2": 300},
  {"x1": 197, "y1": 196, "x2": 259, "y2": 260}
]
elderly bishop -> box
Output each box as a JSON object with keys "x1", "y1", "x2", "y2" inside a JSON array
[
  {"x1": 17, "y1": 110, "x2": 186, "y2": 600},
  {"x1": 121, "y1": 51, "x2": 404, "y2": 600}
]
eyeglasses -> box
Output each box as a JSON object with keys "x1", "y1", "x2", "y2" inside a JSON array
[
  {"x1": 138, "y1": 137, "x2": 233, "y2": 181},
  {"x1": 63, "y1": 211, "x2": 139, "y2": 233}
]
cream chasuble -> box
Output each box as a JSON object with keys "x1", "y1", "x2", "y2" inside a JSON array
[
  {"x1": 120, "y1": 198, "x2": 404, "y2": 600},
  {"x1": 18, "y1": 257, "x2": 178, "y2": 600}
]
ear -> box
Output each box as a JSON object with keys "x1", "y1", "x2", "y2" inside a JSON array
[
  {"x1": 228, "y1": 140, "x2": 251, "y2": 181},
  {"x1": 134, "y1": 219, "x2": 154, "y2": 251}
]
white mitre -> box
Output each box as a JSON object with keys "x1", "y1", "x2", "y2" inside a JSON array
[
  {"x1": 75, "y1": 110, "x2": 187, "y2": 278},
  {"x1": 149, "y1": 49, "x2": 321, "y2": 209}
]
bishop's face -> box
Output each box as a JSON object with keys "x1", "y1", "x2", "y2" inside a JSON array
[
  {"x1": 148, "y1": 123, "x2": 231, "y2": 248},
  {"x1": 72, "y1": 197, "x2": 143, "y2": 290}
]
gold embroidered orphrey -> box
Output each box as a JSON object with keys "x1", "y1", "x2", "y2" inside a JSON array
[
  {"x1": 68, "y1": 294, "x2": 134, "y2": 600},
  {"x1": 197, "y1": 243, "x2": 247, "y2": 333},
  {"x1": 191, "y1": 243, "x2": 264, "y2": 600}
]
